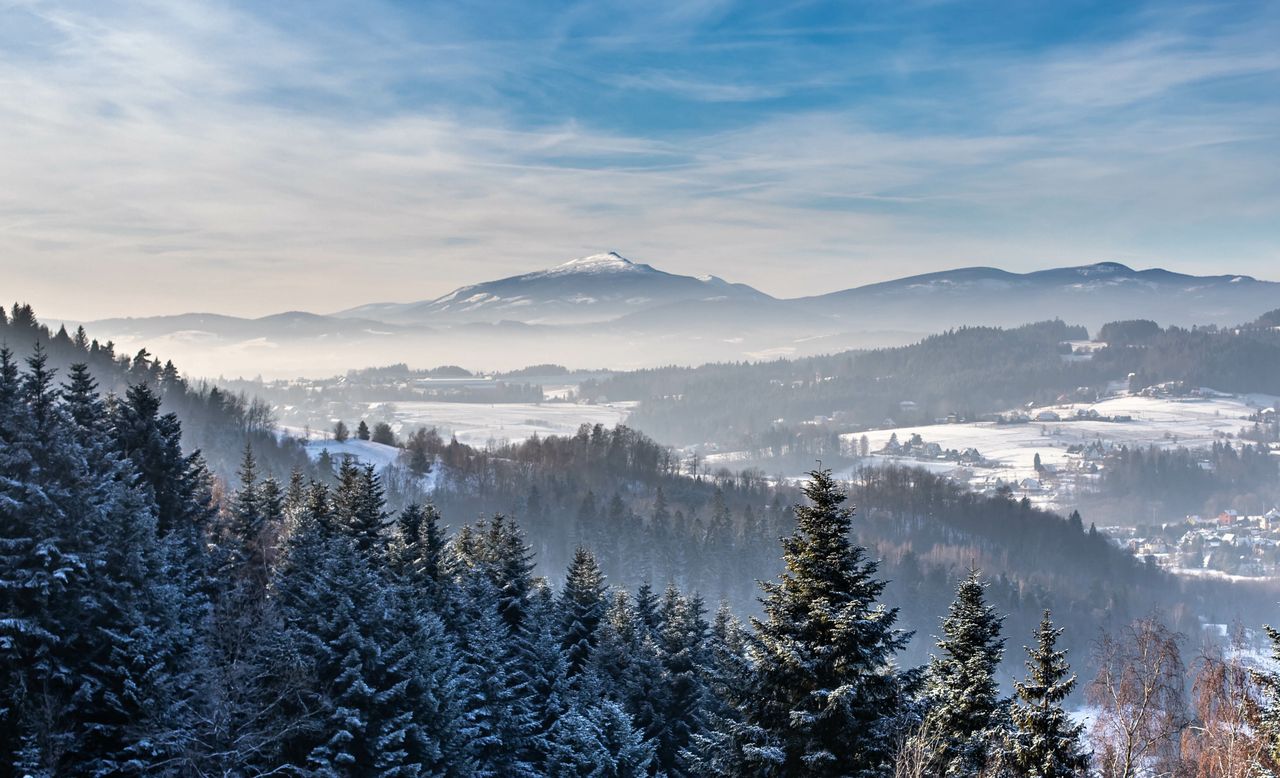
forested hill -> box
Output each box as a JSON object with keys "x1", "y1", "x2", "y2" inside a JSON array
[
  {"x1": 3, "y1": 345, "x2": 1278, "y2": 773},
  {"x1": 581, "y1": 312, "x2": 1280, "y2": 449},
  {"x1": 1, "y1": 300, "x2": 1263, "y2": 674},
  {"x1": 0, "y1": 302, "x2": 313, "y2": 480},
  {"x1": 380, "y1": 420, "x2": 1259, "y2": 678},
  {"x1": 580, "y1": 320, "x2": 1098, "y2": 446}
]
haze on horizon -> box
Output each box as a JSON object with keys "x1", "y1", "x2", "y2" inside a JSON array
[{"x1": 3, "y1": 0, "x2": 1279, "y2": 321}]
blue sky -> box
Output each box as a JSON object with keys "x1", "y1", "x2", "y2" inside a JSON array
[{"x1": 2, "y1": 0, "x2": 1278, "y2": 318}]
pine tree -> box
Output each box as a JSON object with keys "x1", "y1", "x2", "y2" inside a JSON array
[
  {"x1": 357, "y1": 420, "x2": 371, "y2": 441},
  {"x1": 655, "y1": 585, "x2": 710, "y2": 776},
  {"x1": 560, "y1": 547, "x2": 609, "y2": 679},
  {"x1": 1006, "y1": 610, "x2": 1088, "y2": 778},
  {"x1": 920, "y1": 569, "x2": 1008, "y2": 777},
  {"x1": 455, "y1": 573, "x2": 541, "y2": 777},
  {"x1": 388, "y1": 503, "x2": 450, "y2": 608},
  {"x1": 546, "y1": 699, "x2": 655, "y2": 777},
  {"x1": 451, "y1": 514, "x2": 537, "y2": 634},
  {"x1": 333, "y1": 459, "x2": 388, "y2": 556},
  {"x1": 1, "y1": 347, "x2": 195, "y2": 773},
  {"x1": 683, "y1": 601, "x2": 752, "y2": 777},
  {"x1": 226, "y1": 444, "x2": 263, "y2": 568},
  {"x1": 722, "y1": 468, "x2": 913, "y2": 776},
  {"x1": 1252, "y1": 625, "x2": 1280, "y2": 768}
]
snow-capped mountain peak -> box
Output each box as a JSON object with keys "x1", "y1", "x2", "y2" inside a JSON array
[{"x1": 545, "y1": 252, "x2": 640, "y2": 275}]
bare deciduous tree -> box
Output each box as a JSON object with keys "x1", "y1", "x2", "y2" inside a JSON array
[
  {"x1": 1180, "y1": 636, "x2": 1269, "y2": 778},
  {"x1": 1088, "y1": 615, "x2": 1190, "y2": 778}
]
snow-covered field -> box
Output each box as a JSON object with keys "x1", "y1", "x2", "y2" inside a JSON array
[
  {"x1": 299, "y1": 438, "x2": 403, "y2": 469},
  {"x1": 387, "y1": 400, "x2": 634, "y2": 448},
  {"x1": 831, "y1": 392, "x2": 1278, "y2": 501}
]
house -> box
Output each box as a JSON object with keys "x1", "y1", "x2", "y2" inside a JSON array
[
  {"x1": 1035, "y1": 410, "x2": 1061, "y2": 422},
  {"x1": 1219, "y1": 509, "x2": 1239, "y2": 526},
  {"x1": 1263, "y1": 508, "x2": 1280, "y2": 530}
]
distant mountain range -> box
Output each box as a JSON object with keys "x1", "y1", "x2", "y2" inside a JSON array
[
  {"x1": 336, "y1": 253, "x2": 770, "y2": 325},
  {"x1": 78, "y1": 253, "x2": 1280, "y2": 378}
]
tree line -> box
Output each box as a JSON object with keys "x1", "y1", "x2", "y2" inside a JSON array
[{"x1": 0, "y1": 302, "x2": 315, "y2": 482}]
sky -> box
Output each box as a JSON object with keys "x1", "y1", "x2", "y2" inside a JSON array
[{"x1": 2, "y1": 0, "x2": 1278, "y2": 320}]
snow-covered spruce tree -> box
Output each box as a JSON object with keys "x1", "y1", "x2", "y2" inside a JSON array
[
  {"x1": 110, "y1": 381, "x2": 216, "y2": 539},
  {"x1": 227, "y1": 443, "x2": 262, "y2": 564},
  {"x1": 454, "y1": 572, "x2": 541, "y2": 777},
  {"x1": 1006, "y1": 610, "x2": 1089, "y2": 778},
  {"x1": 723, "y1": 468, "x2": 914, "y2": 776},
  {"x1": 634, "y1": 581, "x2": 661, "y2": 635},
  {"x1": 920, "y1": 568, "x2": 1008, "y2": 777},
  {"x1": 449, "y1": 514, "x2": 562, "y2": 772},
  {"x1": 451, "y1": 514, "x2": 538, "y2": 635},
  {"x1": 332, "y1": 458, "x2": 389, "y2": 557},
  {"x1": 655, "y1": 584, "x2": 711, "y2": 776},
  {"x1": 269, "y1": 476, "x2": 464, "y2": 775},
  {"x1": 387, "y1": 502, "x2": 450, "y2": 611},
  {"x1": 546, "y1": 699, "x2": 655, "y2": 777},
  {"x1": 588, "y1": 590, "x2": 667, "y2": 761},
  {"x1": 560, "y1": 546, "x2": 609, "y2": 679},
  {"x1": 522, "y1": 583, "x2": 574, "y2": 773},
  {"x1": 1253, "y1": 625, "x2": 1280, "y2": 769},
  {"x1": 683, "y1": 602, "x2": 752, "y2": 777},
  {"x1": 1, "y1": 350, "x2": 197, "y2": 773}
]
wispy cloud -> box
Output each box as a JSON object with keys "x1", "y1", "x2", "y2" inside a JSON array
[{"x1": 0, "y1": 0, "x2": 1277, "y2": 320}]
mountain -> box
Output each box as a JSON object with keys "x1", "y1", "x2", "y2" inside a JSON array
[
  {"x1": 73, "y1": 255, "x2": 1280, "y2": 378},
  {"x1": 806, "y1": 262, "x2": 1280, "y2": 330},
  {"x1": 335, "y1": 252, "x2": 772, "y2": 325},
  {"x1": 85, "y1": 310, "x2": 406, "y2": 342}
]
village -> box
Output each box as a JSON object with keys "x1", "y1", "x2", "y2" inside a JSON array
[
  {"x1": 1113, "y1": 508, "x2": 1280, "y2": 579},
  {"x1": 834, "y1": 387, "x2": 1280, "y2": 579}
]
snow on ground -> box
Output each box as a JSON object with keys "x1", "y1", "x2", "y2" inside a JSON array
[
  {"x1": 301, "y1": 438, "x2": 403, "y2": 469},
  {"x1": 388, "y1": 400, "x2": 634, "y2": 447},
  {"x1": 829, "y1": 392, "x2": 1278, "y2": 501}
]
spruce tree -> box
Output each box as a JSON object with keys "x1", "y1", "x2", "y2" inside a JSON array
[
  {"x1": 546, "y1": 699, "x2": 655, "y2": 777},
  {"x1": 1252, "y1": 625, "x2": 1280, "y2": 768},
  {"x1": 588, "y1": 589, "x2": 666, "y2": 763},
  {"x1": 333, "y1": 459, "x2": 388, "y2": 556},
  {"x1": 559, "y1": 546, "x2": 608, "y2": 678},
  {"x1": 920, "y1": 569, "x2": 1008, "y2": 777},
  {"x1": 226, "y1": 444, "x2": 263, "y2": 571},
  {"x1": 684, "y1": 602, "x2": 753, "y2": 778},
  {"x1": 725, "y1": 468, "x2": 912, "y2": 776},
  {"x1": 1006, "y1": 610, "x2": 1088, "y2": 778},
  {"x1": 388, "y1": 503, "x2": 450, "y2": 608},
  {"x1": 655, "y1": 585, "x2": 710, "y2": 777},
  {"x1": 111, "y1": 382, "x2": 214, "y2": 537},
  {"x1": 1, "y1": 347, "x2": 195, "y2": 773},
  {"x1": 455, "y1": 573, "x2": 541, "y2": 777}
]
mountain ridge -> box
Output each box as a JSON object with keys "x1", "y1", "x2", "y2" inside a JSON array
[{"x1": 73, "y1": 253, "x2": 1280, "y2": 378}]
